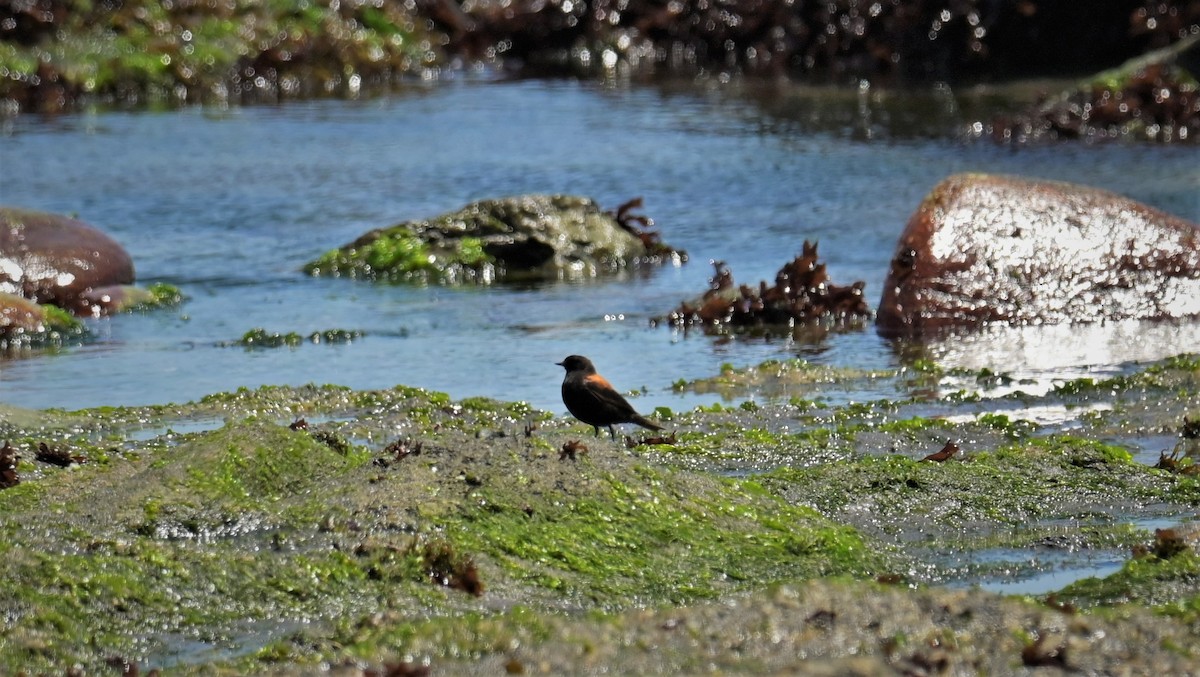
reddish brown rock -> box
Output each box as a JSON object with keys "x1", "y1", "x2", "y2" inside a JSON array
[
  {"x1": 79, "y1": 284, "x2": 157, "y2": 314},
  {"x1": 877, "y1": 173, "x2": 1200, "y2": 337},
  {"x1": 0, "y1": 291, "x2": 49, "y2": 336},
  {"x1": 0, "y1": 207, "x2": 135, "y2": 315}
]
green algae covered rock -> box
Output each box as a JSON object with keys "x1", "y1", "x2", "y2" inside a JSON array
[
  {"x1": 0, "y1": 292, "x2": 85, "y2": 347},
  {"x1": 305, "y1": 194, "x2": 679, "y2": 284}
]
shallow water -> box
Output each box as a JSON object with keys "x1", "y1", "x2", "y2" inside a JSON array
[{"x1": 1, "y1": 78, "x2": 1198, "y2": 414}]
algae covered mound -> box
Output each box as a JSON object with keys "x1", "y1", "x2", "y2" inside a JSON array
[
  {"x1": 1, "y1": 354, "x2": 1199, "y2": 673},
  {"x1": 304, "y1": 194, "x2": 681, "y2": 284},
  {"x1": 0, "y1": 384, "x2": 878, "y2": 672}
]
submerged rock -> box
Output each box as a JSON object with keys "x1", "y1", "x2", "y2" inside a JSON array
[
  {"x1": 0, "y1": 207, "x2": 136, "y2": 315},
  {"x1": 305, "y1": 194, "x2": 682, "y2": 284},
  {"x1": 876, "y1": 173, "x2": 1200, "y2": 337},
  {"x1": 0, "y1": 291, "x2": 83, "y2": 345},
  {"x1": 0, "y1": 291, "x2": 50, "y2": 339},
  {"x1": 78, "y1": 282, "x2": 183, "y2": 314}
]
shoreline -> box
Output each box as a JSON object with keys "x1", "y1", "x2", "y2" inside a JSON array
[{"x1": 1, "y1": 354, "x2": 1197, "y2": 672}]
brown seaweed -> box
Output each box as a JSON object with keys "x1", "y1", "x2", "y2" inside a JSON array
[
  {"x1": 560, "y1": 440, "x2": 588, "y2": 461},
  {"x1": 0, "y1": 441, "x2": 19, "y2": 489},
  {"x1": 1154, "y1": 447, "x2": 1200, "y2": 475},
  {"x1": 1182, "y1": 416, "x2": 1200, "y2": 440},
  {"x1": 375, "y1": 438, "x2": 424, "y2": 467},
  {"x1": 422, "y1": 540, "x2": 485, "y2": 597},
  {"x1": 990, "y1": 62, "x2": 1200, "y2": 145},
  {"x1": 355, "y1": 538, "x2": 483, "y2": 596},
  {"x1": 1151, "y1": 528, "x2": 1191, "y2": 559},
  {"x1": 1021, "y1": 633, "x2": 1070, "y2": 668},
  {"x1": 606, "y1": 197, "x2": 686, "y2": 261},
  {"x1": 35, "y1": 441, "x2": 85, "y2": 467},
  {"x1": 921, "y1": 440, "x2": 960, "y2": 463},
  {"x1": 661, "y1": 241, "x2": 870, "y2": 332}
]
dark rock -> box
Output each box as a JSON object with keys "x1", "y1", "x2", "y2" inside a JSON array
[
  {"x1": 876, "y1": 173, "x2": 1200, "y2": 337},
  {"x1": 305, "y1": 194, "x2": 682, "y2": 284},
  {"x1": 0, "y1": 207, "x2": 136, "y2": 315},
  {"x1": 440, "y1": 0, "x2": 1190, "y2": 82},
  {"x1": 985, "y1": 34, "x2": 1200, "y2": 144}
]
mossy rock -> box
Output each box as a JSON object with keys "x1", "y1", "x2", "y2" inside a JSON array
[
  {"x1": 305, "y1": 195, "x2": 671, "y2": 284},
  {"x1": 0, "y1": 292, "x2": 86, "y2": 347}
]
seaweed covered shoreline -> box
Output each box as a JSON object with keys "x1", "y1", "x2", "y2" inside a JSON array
[{"x1": 1, "y1": 354, "x2": 1198, "y2": 673}]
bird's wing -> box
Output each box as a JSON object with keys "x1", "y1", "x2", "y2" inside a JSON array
[{"x1": 583, "y1": 374, "x2": 638, "y2": 415}]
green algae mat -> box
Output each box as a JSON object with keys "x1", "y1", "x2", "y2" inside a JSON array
[{"x1": 1, "y1": 357, "x2": 1199, "y2": 673}]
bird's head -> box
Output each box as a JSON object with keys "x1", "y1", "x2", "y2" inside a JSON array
[{"x1": 556, "y1": 355, "x2": 595, "y2": 373}]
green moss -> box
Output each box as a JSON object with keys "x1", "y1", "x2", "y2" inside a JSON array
[
  {"x1": 741, "y1": 427, "x2": 778, "y2": 445},
  {"x1": 447, "y1": 464, "x2": 881, "y2": 606},
  {"x1": 873, "y1": 415, "x2": 952, "y2": 434},
  {"x1": 458, "y1": 396, "x2": 533, "y2": 417},
  {"x1": 1047, "y1": 353, "x2": 1200, "y2": 396},
  {"x1": 305, "y1": 226, "x2": 503, "y2": 284},
  {"x1": 237, "y1": 327, "x2": 304, "y2": 347},
  {"x1": 330, "y1": 605, "x2": 557, "y2": 666},
  {"x1": 0, "y1": 0, "x2": 431, "y2": 107},
  {"x1": 1023, "y1": 435, "x2": 1134, "y2": 466},
  {"x1": 230, "y1": 327, "x2": 365, "y2": 348},
  {"x1": 187, "y1": 420, "x2": 366, "y2": 502},
  {"x1": 758, "y1": 432, "x2": 1190, "y2": 553},
  {"x1": 133, "y1": 282, "x2": 185, "y2": 309},
  {"x1": 974, "y1": 412, "x2": 1036, "y2": 439},
  {"x1": 1151, "y1": 354, "x2": 1200, "y2": 373},
  {"x1": 456, "y1": 237, "x2": 494, "y2": 268},
  {"x1": 906, "y1": 358, "x2": 943, "y2": 374},
  {"x1": 0, "y1": 302, "x2": 87, "y2": 349},
  {"x1": 0, "y1": 479, "x2": 44, "y2": 512},
  {"x1": 197, "y1": 383, "x2": 354, "y2": 407},
  {"x1": 39, "y1": 304, "x2": 82, "y2": 331},
  {"x1": 1053, "y1": 377, "x2": 1105, "y2": 395},
  {"x1": 1055, "y1": 551, "x2": 1200, "y2": 617}
]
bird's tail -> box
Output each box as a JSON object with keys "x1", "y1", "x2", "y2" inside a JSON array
[{"x1": 632, "y1": 414, "x2": 664, "y2": 431}]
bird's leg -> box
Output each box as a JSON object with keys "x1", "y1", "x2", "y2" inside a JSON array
[
  {"x1": 607, "y1": 425, "x2": 616, "y2": 440},
  {"x1": 592, "y1": 426, "x2": 600, "y2": 437}
]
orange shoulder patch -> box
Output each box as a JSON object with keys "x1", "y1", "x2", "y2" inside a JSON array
[{"x1": 585, "y1": 373, "x2": 615, "y2": 390}]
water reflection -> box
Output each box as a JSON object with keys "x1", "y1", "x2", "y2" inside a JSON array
[{"x1": 892, "y1": 319, "x2": 1200, "y2": 398}]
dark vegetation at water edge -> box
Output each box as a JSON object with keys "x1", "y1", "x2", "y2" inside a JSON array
[
  {"x1": 0, "y1": 0, "x2": 436, "y2": 111},
  {"x1": 659, "y1": 241, "x2": 871, "y2": 335},
  {"x1": 2, "y1": 0, "x2": 1198, "y2": 141}
]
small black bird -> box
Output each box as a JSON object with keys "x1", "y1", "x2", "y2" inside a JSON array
[{"x1": 557, "y1": 355, "x2": 664, "y2": 440}]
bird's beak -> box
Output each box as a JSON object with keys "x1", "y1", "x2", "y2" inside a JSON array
[{"x1": 555, "y1": 361, "x2": 564, "y2": 367}]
